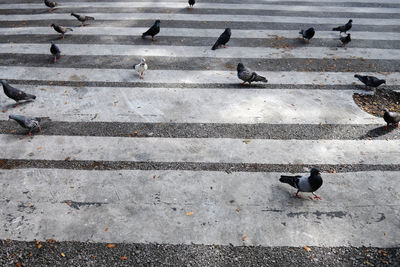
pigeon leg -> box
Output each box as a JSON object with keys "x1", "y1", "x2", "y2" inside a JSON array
[
  {"x1": 48, "y1": 8, "x2": 54, "y2": 13},
  {"x1": 140, "y1": 72, "x2": 144, "y2": 79},
  {"x1": 384, "y1": 125, "x2": 388, "y2": 130},
  {"x1": 39, "y1": 127, "x2": 42, "y2": 133},
  {"x1": 152, "y1": 36, "x2": 157, "y2": 42},
  {"x1": 53, "y1": 56, "x2": 57, "y2": 63},
  {"x1": 397, "y1": 123, "x2": 399, "y2": 128},
  {"x1": 61, "y1": 34, "x2": 65, "y2": 39},
  {"x1": 26, "y1": 132, "x2": 32, "y2": 137},
  {"x1": 312, "y1": 192, "x2": 322, "y2": 200},
  {"x1": 295, "y1": 190, "x2": 301, "y2": 199},
  {"x1": 13, "y1": 103, "x2": 19, "y2": 108}
]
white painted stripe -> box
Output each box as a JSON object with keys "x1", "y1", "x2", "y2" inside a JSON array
[
  {"x1": 0, "y1": 66, "x2": 398, "y2": 85},
  {"x1": 1, "y1": 27, "x2": 400, "y2": 41},
  {"x1": 2, "y1": 2, "x2": 400, "y2": 14},
  {"x1": 0, "y1": 86, "x2": 379, "y2": 124},
  {"x1": 258, "y1": 0, "x2": 400, "y2": 3},
  {"x1": 1, "y1": 43, "x2": 398, "y2": 60},
  {"x1": 0, "y1": 169, "x2": 398, "y2": 247},
  {"x1": 1, "y1": 135, "x2": 399, "y2": 164},
  {"x1": 0, "y1": 13, "x2": 399, "y2": 26}
]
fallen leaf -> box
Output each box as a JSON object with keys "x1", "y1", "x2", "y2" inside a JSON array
[
  {"x1": 49, "y1": 81, "x2": 54, "y2": 85},
  {"x1": 186, "y1": 212, "x2": 194, "y2": 216},
  {"x1": 235, "y1": 208, "x2": 240, "y2": 212},
  {"x1": 48, "y1": 238, "x2": 56, "y2": 243},
  {"x1": 243, "y1": 139, "x2": 250, "y2": 144},
  {"x1": 120, "y1": 256, "x2": 128, "y2": 260},
  {"x1": 91, "y1": 255, "x2": 96, "y2": 258},
  {"x1": 15, "y1": 263, "x2": 21, "y2": 267},
  {"x1": 303, "y1": 246, "x2": 311, "y2": 252},
  {"x1": 107, "y1": 243, "x2": 116, "y2": 248},
  {"x1": 2, "y1": 110, "x2": 6, "y2": 113},
  {"x1": 66, "y1": 201, "x2": 71, "y2": 206},
  {"x1": 64, "y1": 157, "x2": 71, "y2": 161},
  {"x1": 242, "y1": 235, "x2": 247, "y2": 241},
  {"x1": 36, "y1": 147, "x2": 41, "y2": 151},
  {"x1": 28, "y1": 203, "x2": 33, "y2": 207},
  {"x1": 61, "y1": 253, "x2": 66, "y2": 257},
  {"x1": 153, "y1": 175, "x2": 156, "y2": 179},
  {"x1": 29, "y1": 253, "x2": 33, "y2": 257},
  {"x1": 37, "y1": 243, "x2": 42, "y2": 249},
  {"x1": 105, "y1": 227, "x2": 109, "y2": 232}
]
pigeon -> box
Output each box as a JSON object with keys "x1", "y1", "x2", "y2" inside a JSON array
[
  {"x1": 189, "y1": 0, "x2": 195, "y2": 9},
  {"x1": 299, "y1": 27, "x2": 315, "y2": 43},
  {"x1": 279, "y1": 168, "x2": 323, "y2": 200},
  {"x1": 1, "y1": 80, "x2": 36, "y2": 106},
  {"x1": 44, "y1": 0, "x2": 59, "y2": 12},
  {"x1": 354, "y1": 74, "x2": 386, "y2": 88},
  {"x1": 134, "y1": 58, "x2": 148, "y2": 79},
  {"x1": 237, "y1": 63, "x2": 268, "y2": 85},
  {"x1": 50, "y1": 41, "x2": 61, "y2": 63},
  {"x1": 332, "y1": 19, "x2": 352, "y2": 33},
  {"x1": 142, "y1": 20, "x2": 160, "y2": 41},
  {"x1": 211, "y1": 28, "x2": 231, "y2": 50},
  {"x1": 71, "y1": 13, "x2": 95, "y2": 26},
  {"x1": 383, "y1": 108, "x2": 400, "y2": 130},
  {"x1": 9, "y1": 114, "x2": 48, "y2": 136},
  {"x1": 51, "y1": 24, "x2": 73, "y2": 39},
  {"x1": 340, "y1": 33, "x2": 351, "y2": 49}
]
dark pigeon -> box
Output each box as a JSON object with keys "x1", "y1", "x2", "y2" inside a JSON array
[
  {"x1": 71, "y1": 13, "x2": 95, "y2": 26},
  {"x1": 211, "y1": 28, "x2": 231, "y2": 50},
  {"x1": 340, "y1": 33, "x2": 351, "y2": 48},
  {"x1": 383, "y1": 108, "x2": 400, "y2": 130},
  {"x1": 354, "y1": 74, "x2": 386, "y2": 88},
  {"x1": 9, "y1": 114, "x2": 48, "y2": 136},
  {"x1": 50, "y1": 41, "x2": 61, "y2": 63},
  {"x1": 142, "y1": 20, "x2": 161, "y2": 41},
  {"x1": 332, "y1": 19, "x2": 352, "y2": 33},
  {"x1": 189, "y1": 0, "x2": 195, "y2": 8},
  {"x1": 1, "y1": 80, "x2": 36, "y2": 105},
  {"x1": 279, "y1": 168, "x2": 323, "y2": 200},
  {"x1": 44, "y1": 0, "x2": 58, "y2": 12},
  {"x1": 299, "y1": 27, "x2": 315, "y2": 43},
  {"x1": 237, "y1": 63, "x2": 268, "y2": 85},
  {"x1": 51, "y1": 24, "x2": 73, "y2": 39}
]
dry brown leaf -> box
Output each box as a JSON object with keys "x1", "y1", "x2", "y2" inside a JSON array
[
  {"x1": 235, "y1": 208, "x2": 240, "y2": 212},
  {"x1": 243, "y1": 139, "x2": 251, "y2": 144},
  {"x1": 61, "y1": 253, "x2": 66, "y2": 257},
  {"x1": 28, "y1": 203, "x2": 33, "y2": 207},
  {"x1": 186, "y1": 212, "x2": 194, "y2": 216},
  {"x1": 49, "y1": 81, "x2": 54, "y2": 85},
  {"x1": 153, "y1": 175, "x2": 156, "y2": 179},
  {"x1": 64, "y1": 157, "x2": 71, "y2": 161},
  {"x1": 37, "y1": 243, "x2": 42, "y2": 249},
  {"x1": 91, "y1": 255, "x2": 96, "y2": 258},
  {"x1": 120, "y1": 256, "x2": 128, "y2": 260},
  {"x1": 66, "y1": 201, "x2": 71, "y2": 206},
  {"x1": 2, "y1": 110, "x2": 6, "y2": 113},
  {"x1": 105, "y1": 227, "x2": 109, "y2": 232},
  {"x1": 242, "y1": 236, "x2": 247, "y2": 241},
  {"x1": 29, "y1": 253, "x2": 33, "y2": 257},
  {"x1": 303, "y1": 246, "x2": 311, "y2": 252},
  {"x1": 15, "y1": 263, "x2": 21, "y2": 267},
  {"x1": 107, "y1": 243, "x2": 116, "y2": 248},
  {"x1": 36, "y1": 147, "x2": 41, "y2": 151}
]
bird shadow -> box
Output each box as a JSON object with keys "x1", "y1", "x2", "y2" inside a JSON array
[
  {"x1": 1, "y1": 101, "x2": 34, "y2": 111},
  {"x1": 360, "y1": 125, "x2": 396, "y2": 139}
]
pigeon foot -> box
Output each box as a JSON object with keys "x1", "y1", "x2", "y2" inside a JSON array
[
  {"x1": 384, "y1": 125, "x2": 388, "y2": 130},
  {"x1": 312, "y1": 192, "x2": 322, "y2": 200},
  {"x1": 295, "y1": 191, "x2": 301, "y2": 199}
]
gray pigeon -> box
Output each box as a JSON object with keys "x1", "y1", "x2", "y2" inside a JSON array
[
  {"x1": 279, "y1": 168, "x2": 323, "y2": 200},
  {"x1": 71, "y1": 13, "x2": 95, "y2": 26},
  {"x1": 354, "y1": 74, "x2": 386, "y2": 88},
  {"x1": 340, "y1": 33, "x2": 351, "y2": 49},
  {"x1": 1, "y1": 80, "x2": 36, "y2": 106},
  {"x1": 142, "y1": 20, "x2": 161, "y2": 41},
  {"x1": 383, "y1": 108, "x2": 400, "y2": 130},
  {"x1": 50, "y1": 41, "x2": 61, "y2": 63},
  {"x1": 237, "y1": 63, "x2": 268, "y2": 85},
  {"x1": 299, "y1": 27, "x2": 315, "y2": 43},
  {"x1": 44, "y1": 0, "x2": 58, "y2": 12},
  {"x1": 212, "y1": 28, "x2": 231, "y2": 50},
  {"x1": 9, "y1": 114, "x2": 48, "y2": 136},
  {"x1": 51, "y1": 24, "x2": 73, "y2": 39},
  {"x1": 332, "y1": 19, "x2": 352, "y2": 33}
]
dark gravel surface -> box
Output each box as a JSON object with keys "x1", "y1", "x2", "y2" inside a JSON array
[
  {"x1": 0, "y1": 159, "x2": 399, "y2": 173},
  {"x1": 1, "y1": 240, "x2": 399, "y2": 266},
  {"x1": 1, "y1": 121, "x2": 400, "y2": 140}
]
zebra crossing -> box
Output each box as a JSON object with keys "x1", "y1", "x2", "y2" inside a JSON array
[{"x1": 0, "y1": 0, "x2": 399, "y2": 250}]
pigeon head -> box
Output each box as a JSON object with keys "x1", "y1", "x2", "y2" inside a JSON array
[
  {"x1": 155, "y1": 20, "x2": 161, "y2": 25},
  {"x1": 310, "y1": 168, "x2": 320, "y2": 176},
  {"x1": 237, "y1": 63, "x2": 245, "y2": 71},
  {"x1": 383, "y1": 108, "x2": 389, "y2": 113},
  {"x1": 50, "y1": 41, "x2": 54, "y2": 44},
  {"x1": 51, "y1": 23, "x2": 56, "y2": 27},
  {"x1": 70, "y1": 13, "x2": 75, "y2": 16},
  {"x1": 225, "y1": 28, "x2": 231, "y2": 34},
  {"x1": 0, "y1": 80, "x2": 6, "y2": 85},
  {"x1": 141, "y1": 58, "x2": 146, "y2": 63}
]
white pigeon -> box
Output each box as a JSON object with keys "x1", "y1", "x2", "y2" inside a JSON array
[{"x1": 134, "y1": 58, "x2": 148, "y2": 79}]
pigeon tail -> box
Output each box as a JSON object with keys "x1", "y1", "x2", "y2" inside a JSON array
[
  {"x1": 253, "y1": 73, "x2": 268, "y2": 83},
  {"x1": 332, "y1": 26, "x2": 340, "y2": 31},
  {"x1": 279, "y1": 176, "x2": 298, "y2": 188},
  {"x1": 85, "y1": 16, "x2": 95, "y2": 21},
  {"x1": 211, "y1": 42, "x2": 218, "y2": 50}
]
